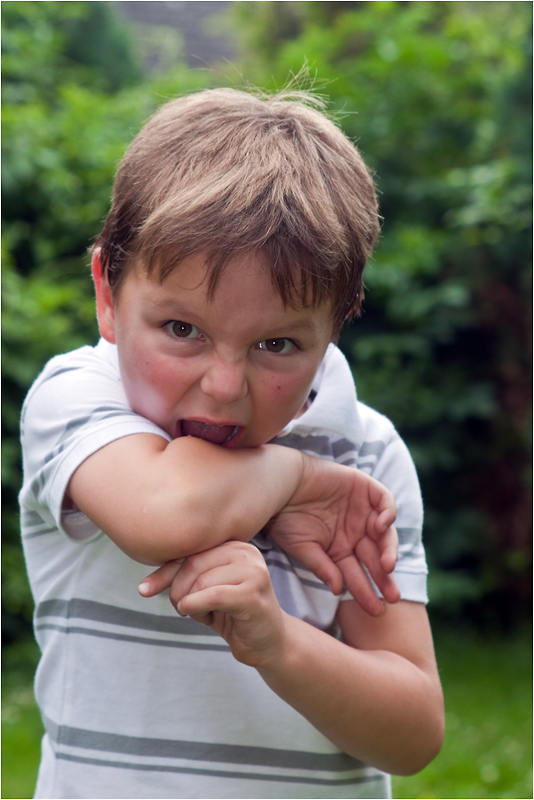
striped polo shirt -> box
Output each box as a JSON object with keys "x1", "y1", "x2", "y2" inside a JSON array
[{"x1": 20, "y1": 339, "x2": 427, "y2": 799}]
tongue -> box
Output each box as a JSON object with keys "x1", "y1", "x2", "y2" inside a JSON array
[{"x1": 181, "y1": 420, "x2": 236, "y2": 444}]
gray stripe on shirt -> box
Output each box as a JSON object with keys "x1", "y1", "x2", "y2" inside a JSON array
[
  {"x1": 20, "y1": 509, "x2": 45, "y2": 527},
  {"x1": 29, "y1": 470, "x2": 47, "y2": 505},
  {"x1": 358, "y1": 439, "x2": 394, "y2": 460},
  {"x1": 331, "y1": 439, "x2": 358, "y2": 459},
  {"x1": 46, "y1": 408, "x2": 136, "y2": 463},
  {"x1": 274, "y1": 433, "x2": 334, "y2": 457},
  {"x1": 56, "y1": 752, "x2": 380, "y2": 785},
  {"x1": 396, "y1": 528, "x2": 421, "y2": 546},
  {"x1": 263, "y1": 557, "x2": 330, "y2": 592},
  {"x1": 23, "y1": 526, "x2": 59, "y2": 540},
  {"x1": 35, "y1": 624, "x2": 230, "y2": 651},
  {"x1": 44, "y1": 717, "x2": 366, "y2": 771},
  {"x1": 36, "y1": 598, "x2": 219, "y2": 636}
]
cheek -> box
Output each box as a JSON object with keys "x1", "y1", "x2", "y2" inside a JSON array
[
  {"x1": 263, "y1": 372, "x2": 312, "y2": 413},
  {"x1": 122, "y1": 355, "x2": 188, "y2": 419}
]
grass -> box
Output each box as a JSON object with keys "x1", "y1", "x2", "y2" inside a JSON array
[
  {"x1": 2, "y1": 626, "x2": 532, "y2": 799},
  {"x1": 392, "y1": 625, "x2": 533, "y2": 799}
]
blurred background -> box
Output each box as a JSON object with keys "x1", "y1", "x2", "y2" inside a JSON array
[{"x1": 2, "y1": 2, "x2": 532, "y2": 798}]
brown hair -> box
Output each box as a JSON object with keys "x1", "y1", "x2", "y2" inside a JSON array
[{"x1": 93, "y1": 87, "x2": 380, "y2": 333}]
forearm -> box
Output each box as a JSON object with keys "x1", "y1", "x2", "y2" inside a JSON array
[
  {"x1": 257, "y1": 613, "x2": 444, "y2": 775},
  {"x1": 68, "y1": 434, "x2": 304, "y2": 564}
]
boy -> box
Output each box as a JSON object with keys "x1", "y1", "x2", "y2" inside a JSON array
[{"x1": 20, "y1": 87, "x2": 444, "y2": 799}]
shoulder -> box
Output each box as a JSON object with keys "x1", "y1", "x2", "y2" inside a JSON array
[
  {"x1": 22, "y1": 340, "x2": 119, "y2": 413},
  {"x1": 21, "y1": 339, "x2": 169, "y2": 454},
  {"x1": 20, "y1": 339, "x2": 134, "y2": 442},
  {"x1": 20, "y1": 340, "x2": 169, "y2": 527},
  {"x1": 356, "y1": 401, "x2": 398, "y2": 454},
  {"x1": 356, "y1": 402, "x2": 418, "y2": 486}
]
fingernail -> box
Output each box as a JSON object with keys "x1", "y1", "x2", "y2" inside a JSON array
[
  {"x1": 176, "y1": 602, "x2": 187, "y2": 618},
  {"x1": 138, "y1": 581, "x2": 151, "y2": 596}
]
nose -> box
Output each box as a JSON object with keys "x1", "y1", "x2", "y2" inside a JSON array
[{"x1": 199, "y1": 354, "x2": 249, "y2": 404}]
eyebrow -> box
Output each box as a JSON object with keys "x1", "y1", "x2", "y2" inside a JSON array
[
  {"x1": 147, "y1": 296, "x2": 330, "y2": 338},
  {"x1": 271, "y1": 318, "x2": 323, "y2": 335},
  {"x1": 150, "y1": 297, "x2": 323, "y2": 323},
  {"x1": 149, "y1": 298, "x2": 191, "y2": 312}
]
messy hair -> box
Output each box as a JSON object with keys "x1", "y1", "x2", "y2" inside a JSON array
[{"x1": 93, "y1": 86, "x2": 380, "y2": 333}]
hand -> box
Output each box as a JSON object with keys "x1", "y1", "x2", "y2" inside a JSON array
[
  {"x1": 138, "y1": 453, "x2": 400, "y2": 616},
  {"x1": 143, "y1": 542, "x2": 287, "y2": 669},
  {"x1": 265, "y1": 454, "x2": 400, "y2": 616}
]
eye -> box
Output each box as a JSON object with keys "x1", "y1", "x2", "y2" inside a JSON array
[
  {"x1": 165, "y1": 321, "x2": 201, "y2": 339},
  {"x1": 257, "y1": 338, "x2": 295, "y2": 354}
]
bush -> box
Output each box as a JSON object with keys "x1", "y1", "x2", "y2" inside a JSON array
[{"x1": 233, "y1": 0, "x2": 532, "y2": 623}]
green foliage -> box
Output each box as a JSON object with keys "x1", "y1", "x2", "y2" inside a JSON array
[
  {"x1": 2, "y1": 1, "x2": 531, "y2": 654},
  {"x1": 234, "y1": 1, "x2": 532, "y2": 622},
  {"x1": 1, "y1": 1, "x2": 142, "y2": 98},
  {"x1": 1, "y1": 1, "x2": 210, "y2": 650},
  {"x1": 1, "y1": 7, "x2": 532, "y2": 793}
]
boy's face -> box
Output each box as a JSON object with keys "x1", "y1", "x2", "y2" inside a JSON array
[{"x1": 94, "y1": 251, "x2": 334, "y2": 448}]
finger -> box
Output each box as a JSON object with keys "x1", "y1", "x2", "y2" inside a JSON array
[
  {"x1": 178, "y1": 583, "x2": 247, "y2": 619},
  {"x1": 376, "y1": 505, "x2": 397, "y2": 535},
  {"x1": 364, "y1": 522, "x2": 398, "y2": 574},
  {"x1": 355, "y1": 536, "x2": 401, "y2": 605},
  {"x1": 366, "y1": 505, "x2": 398, "y2": 572},
  {"x1": 168, "y1": 545, "x2": 266, "y2": 609},
  {"x1": 169, "y1": 561, "x2": 243, "y2": 610},
  {"x1": 368, "y1": 480, "x2": 397, "y2": 527},
  {"x1": 138, "y1": 559, "x2": 184, "y2": 597},
  {"x1": 337, "y1": 555, "x2": 385, "y2": 617},
  {"x1": 286, "y1": 541, "x2": 344, "y2": 595},
  {"x1": 379, "y1": 525, "x2": 398, "y2": 574},
  {"x1": 188, "y1": 611, "x2": 215, "y2": 628}
]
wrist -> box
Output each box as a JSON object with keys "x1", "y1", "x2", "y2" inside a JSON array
[
  {"x1": 254, "y1": 610, "x2": 307, "y2": 677},
  {"x1": 261, "y1": 443, "x2": 306, "y2": 512}
]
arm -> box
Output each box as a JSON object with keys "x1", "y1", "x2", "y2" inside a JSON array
[
  {"x1": 68, "y1": 431, "x2": 398, "y2": 611},
  {"x1": 67, "y1": 433, "x2": 304, "y2": 565},
  {"x1": 261, "y1": 600, "x2": 444, "y2": 775},
  {"x1": 166, "y1": 542, "x2": 444, "y2": 776}
]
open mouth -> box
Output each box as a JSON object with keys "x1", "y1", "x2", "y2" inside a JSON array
[{"x1": 178, "y1": 420, "x2": 241, "y2": 446}]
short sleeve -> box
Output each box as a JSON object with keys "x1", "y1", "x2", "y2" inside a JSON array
[
  {"x1": 340, "y1": 402, "x2": 428, "y2": 604},
  {"x1": 19, "y1": 345, "x2": 171, "y2": 540}
]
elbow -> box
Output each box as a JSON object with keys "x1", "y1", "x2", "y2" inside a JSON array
[
  {"x1": 107, "y1": 495, "x2": 219, "y2": 565},
  {"x1": 121, "y1": 518, "x2": 212, "y2": 565},
  {"x1": 391, "y1": 708, "x2": 445, "y2": 776}
]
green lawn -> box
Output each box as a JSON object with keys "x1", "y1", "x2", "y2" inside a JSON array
[
  {"x1": 2, "y1": 627, "x2": 532, "y2": 799},
  {"x1": 392, "y1": 627, "x2": 532, "y2": 799}
]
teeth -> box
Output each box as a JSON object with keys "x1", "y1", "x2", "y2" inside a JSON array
[{"x1": 222, "y1": 425, "x2": 239, "y2": 444}]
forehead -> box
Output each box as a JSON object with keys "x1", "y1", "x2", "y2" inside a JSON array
[{"x1": 127, "y1": 251, "x2": 335, "y2": 333}]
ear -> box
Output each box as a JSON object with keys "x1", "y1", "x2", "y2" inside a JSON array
[{"x1": 92, "y1": 249, "x2": 117, "y2": 344}]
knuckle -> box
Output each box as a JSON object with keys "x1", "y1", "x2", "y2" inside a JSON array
[
  {"x1": 169, "y1": 586, "x2": 182, "y2": 608},
  {"x1": 251, "y1": 560, "x2": 271, "y2": 588},
  {"x1": 192, "y1": 572, "x2": 210, "y2": 593},
  {"x1": 206, "y1": 585, "x2": 224, "y2": 607},
  {"x1": 183, "y1": 553, "x2": 200, "y2": 571}
]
